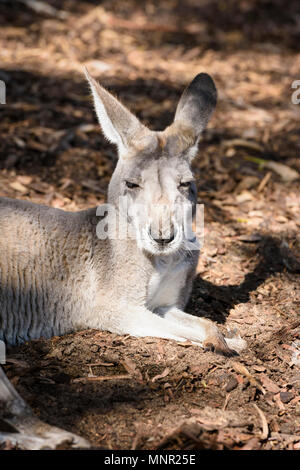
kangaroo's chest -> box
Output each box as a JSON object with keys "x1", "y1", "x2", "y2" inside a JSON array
[{"x1": 146, "y1": 255, "x2": 188, "y2": 311}]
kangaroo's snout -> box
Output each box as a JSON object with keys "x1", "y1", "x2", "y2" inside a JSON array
[
  {"x1": 149, "y1": 224, "x2": 175, "y2": 246},
  {"x1": 145, "y1": 202, "x2": 180, "y2": 253}
]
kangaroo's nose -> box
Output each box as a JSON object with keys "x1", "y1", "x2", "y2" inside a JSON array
[
  {"x1": 153, "y1": 234, "x2": 175, "y2": 245},
  {"x1": 149, "y1": 226, "x2": 175, "y2": 245}
]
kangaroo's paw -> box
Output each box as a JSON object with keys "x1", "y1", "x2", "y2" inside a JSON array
[
  {"x1": 203, "y1": 332, "x2": 248, "y2": 357},
  {"x1": 202, "y1": 330, "x2": 238, "y2": 357},
  {"x1": 0, "y1": 415, "x2": 90, "y2": 450}
]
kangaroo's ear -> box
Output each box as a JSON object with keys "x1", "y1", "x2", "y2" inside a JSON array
[
  {"x1": 85, "y1": 68, "x2": 147, "y2": 157},
  {"x1": 173, "y1": 73, "x2": 217, "y2": 156}
]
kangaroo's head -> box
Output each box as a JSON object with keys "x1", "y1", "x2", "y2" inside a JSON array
[{"x1": 85, "y1": 69, "x2": 217, "y2": 256}]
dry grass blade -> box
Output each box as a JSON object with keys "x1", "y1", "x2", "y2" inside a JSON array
[
  {"x1": 252, "y1": 404, "x2": 269, "y2": 440},
  {"x1": 222, "y1": 393, "x2": 231, "y2": 411},
  {"x1": 131, "y1": 424, "x2": 143, "y2": 450},
  {"x1": 87, "y1": 362, "x2": 115, "y2": 367},
  {"x1": 224, "y1": 138, "x2": 264, "y2": 152}
]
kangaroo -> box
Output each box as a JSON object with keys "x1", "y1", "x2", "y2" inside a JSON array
[{"x1": 0, "y1": 70, "x2": 246, "y2": 449}]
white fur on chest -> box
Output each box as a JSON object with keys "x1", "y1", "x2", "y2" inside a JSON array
[{"x1": 146, "y1": 255, "x2": 188, "y2": 311}]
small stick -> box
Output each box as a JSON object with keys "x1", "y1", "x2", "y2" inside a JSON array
[
  {"x1": 257, "y1": 171, "x2": 272, "y2": 192},
  {"x1": 72, "y1": 374, "x2": 131, "y2": 383},
  {"x1": 87, "y1": 362, "x2": 115, "y2": 367},
  {"x1": 131, "y1": 424, "x2": 143, "y2": 451},
  {"x1": 222, "y1": 393, "x2": 230, "y2": 411}
]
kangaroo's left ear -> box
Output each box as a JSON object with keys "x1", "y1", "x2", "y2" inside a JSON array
[
  {"x1": 165, "y1": 73, "x2": 217, "y2": 159},
  {"x1": 174, "y1": 73, "x2": 217, "y2": 135},
  {"x1": 161, "y1": 73, "x2": 217, "y2": 159}
]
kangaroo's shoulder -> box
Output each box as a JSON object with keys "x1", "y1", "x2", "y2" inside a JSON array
[
  {"x1": 0, "y1": 196, "x2": 62, "y2": 215},
  {"x1": 0, "y1": 197, "x2": 101, "y2": 238}
]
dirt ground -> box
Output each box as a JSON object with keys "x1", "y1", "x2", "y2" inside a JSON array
[{"x1": 0, "y1": 0, "x2": 300, "y2": 450}]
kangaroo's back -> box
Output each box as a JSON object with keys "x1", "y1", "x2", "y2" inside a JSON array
[{"x1": 0, "y1": 197, "x2": 99, "y2": 344}]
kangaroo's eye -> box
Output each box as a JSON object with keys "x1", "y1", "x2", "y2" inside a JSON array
[
  {"x1": 125, "y1": 181, "x2": 140, "y2": 189},
  {"x1": 179, "y1": 181, "x2": 192, "y2": 189}
]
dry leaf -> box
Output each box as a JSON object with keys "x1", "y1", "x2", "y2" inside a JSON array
[
  {"x1": 240, "y1": 437, "x2": 260, "y2": 450},
  {"x1": 17, "y1": 175, "x2": 33, "y2": 185},
  {"x1": 151, "y1": 367, "x2": 170, "y2": 383},
  {"x1": 265, "y1": 161, "x2": 299, "y2": 182},
  {"x1": 9, "y1": 181, "x2": 28, "y2": 193},
  {"x1": 236, "y1": 190, "x2": 254, "y2": 203},
  {"x1": 259, "y1": 374, "x2": 281, "y2": 394},
  {"x1": 121, "y1": 358, "x2": 143, "y2": 382},
  {"x1": 231, "y1": 362, "x2": 266, "y2": 395}
]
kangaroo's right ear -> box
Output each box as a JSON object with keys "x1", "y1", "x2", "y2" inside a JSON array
[
  {"x1": 84, "y1": 68, "x2": 147, "y2": 158},
  {"x1": 174, "y1": 73, "x2": 217, "y2": 140}
]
